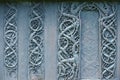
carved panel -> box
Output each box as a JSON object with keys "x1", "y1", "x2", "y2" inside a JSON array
[
  {"x1": 4, "y1": 3, "x2": 18, "y2": 80},
  {"x1": 57, "y1": 2, "x2": 117, "y2": 80},
  {"x1": 29, "y1": 3, "x2": 45, "y2": 80},
  {"x1": 100, "y1": 4, "x2": 117, "y2": 79},
  {"x1": 57, "y1": 3, "x2": 80, "y2": 80}
]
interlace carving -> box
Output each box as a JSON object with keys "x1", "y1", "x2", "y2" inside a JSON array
[
  {"x1": 4, "y1": 3, "x2": 18, "y2": 76},
  {"x1": 29, "y1": 3, "x2": 44, "y2": 75},
  {"x1": 100, "y1": 4, "x2": 117, "y2": 79},
  {"x1": 58, "y1": 2, "x2": 117, "y2": 80},
  {"x1": 57, "y1": 3, "x2": 80, "y2": 80}
]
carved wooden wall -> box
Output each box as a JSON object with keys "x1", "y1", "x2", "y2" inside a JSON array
[
  {"x1": 57, "y1": 2, "x2": 117, "y2": 80},
  {"x1": 0, "y1": 2, "x2": 119, "y2": 80}
]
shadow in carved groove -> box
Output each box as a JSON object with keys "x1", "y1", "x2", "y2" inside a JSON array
[
  {"x1": 29, "y1": 3, "x2": 45, "y2": 80},
  {"x1": 4, "y1": 3, "x2": 18, "y2": 80},
  {"x1": 57, "y1": 2, "x2": 117, "y2": 80}
]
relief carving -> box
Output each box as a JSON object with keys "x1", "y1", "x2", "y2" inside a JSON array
[
  {"x1": 29, "y1": 3, "x2": 45, "y2": 80},
  {"x1": 57, "y1": 2, "x2": 117, "y2": 80},
  {"x1": 4, "y1": 3, "x2": 18, "y2": 77},
  {"x1": 57, "y1": 3, "x2": 80, "y2": 80}
]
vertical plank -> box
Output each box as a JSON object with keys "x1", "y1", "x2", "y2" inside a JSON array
[
  {"x1": 116, "y1": 3, "x2": 120, "y2": 80},
  {"x1": 17, "y1": 3, "x2": 29, "y2": 80},
  {"x1": 80, "y1": 11, "x2": 100, "y2": 79},
  {"x1": 0, "y1": 4, "x2": 4, "y2": 80},
  {"x1": 44, "y1": 3, "x2": 57, "y2": 80}
]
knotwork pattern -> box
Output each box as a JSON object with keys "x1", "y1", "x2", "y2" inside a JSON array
[
  {"x1": 58, "y1": 2, "x2": 117, "y2": 80},
  {"x1": 100, "y1": 4, "x2": 117, "y2": 79},
  {"x1": 29, "y1": 3, "x2": 44, "y2": 74},
  {"x1": 4, "y1": 3, "x2": 18, "y2": 76},
  {"x1": 57, "y1": 3, "x2": 80, "y2": 80}
]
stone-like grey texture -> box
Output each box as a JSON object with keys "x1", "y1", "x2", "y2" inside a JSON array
[
  {"x1": 0, "y1": 2, "x2": 119, "y2": 80},
  {"x1": 29, "y1": 3, "x2": 45, "y2": 80},
  {"x1": 81, "y1": 11, "x2": 100, "y2": 79},
  {"x1": 57, "y1": 2, "x2": 117, "y2": 80},
  {"x1": 4, "y1": 3, "x2": 18, "y2": 80}
]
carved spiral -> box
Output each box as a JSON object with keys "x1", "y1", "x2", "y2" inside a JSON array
[
  {"x1": 4, "y1": 4, "x2": 17, "y2": 69},
  {"x1": 101, "y1": 12, "x2": 116, "y2": 79},
  {"x1": 58, "y1": 4, "x2": 80, "y2": 80},
  {"x1": 29, "y1": 3, "x2": 44, "y2": 72}
]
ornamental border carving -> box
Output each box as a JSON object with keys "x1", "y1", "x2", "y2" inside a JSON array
[
  {"x1": 57, "y1": 2, "x2": 117, "y2": 80},
  {"x1": 4, "y1": 3, "x2": 18, "y2": 78},
  {"x1": 28, "y1": 3, "x2": 45, "y2": 80}
]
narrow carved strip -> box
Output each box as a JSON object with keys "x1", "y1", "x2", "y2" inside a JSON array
[
  {"x1": 57, "y1": 3, "x2": 80, "y2": 80},
  {"x1": 100, "y1": 3, "x2": 117, "y2": 79},
  {"x1": 4, "y1": 3, "x2": 18, "y2": 77},
  {"x1": 29, "y1": 3, "x2": 45, "y2": 80}
]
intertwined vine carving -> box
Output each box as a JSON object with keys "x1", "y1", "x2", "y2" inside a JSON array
[
  {"x1": 29, "y1": 3, "x2": 44, "y2": 75},
  {"x1": 58, "y1": 2, "x2": 117, "y2": 80},
  {"x1": 4, "y1": 3, "x2": 18, "y2": 76},
  {"x1": 57, "y1": 3, "x2": 80, "y2": 80},
  {"x1": 100, "y1": 4, "x2": 117, "y2": 79}
]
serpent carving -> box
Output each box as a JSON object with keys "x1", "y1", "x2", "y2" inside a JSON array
[
  {"x1": 100, "y1": 5, "x2": 117, "y2": 79},
  {"x1": 57, "y1": 2, "x2": 117, "y2": 80},
  {"x1": 29, "y1": 3, "x2": 44, "y2": 76},
  {"x1": 4, "y1": 3, "x2": 18, "y2": 76},
  {"x1": 57, "y1": 3, "x2": 80, "y2": 80}
]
